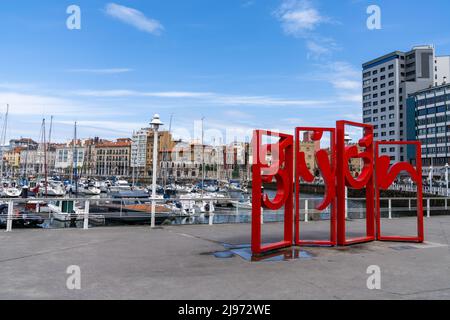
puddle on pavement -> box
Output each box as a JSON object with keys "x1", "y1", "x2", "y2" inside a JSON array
[
  {"x1": 389, "y1": 245, "x2": 417, "y2": 251},
  {"x1": 213, "y1": 245, "x2": 314, "y2": 262}
]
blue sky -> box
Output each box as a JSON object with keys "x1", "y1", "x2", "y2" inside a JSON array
[{"x1": 1, "y1": 0, "x2": 450, "y2": 144}]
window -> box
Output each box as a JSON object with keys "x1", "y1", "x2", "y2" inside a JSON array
[
  {"x1": 389, "y1": 72, "x2": 394, "y2": 78},
  {"x1": 380, "y1": 67, "x2": 385, "y2": 72},
  {"x1": 389, "y1": 64, "x2": 394, "y2": 70}
]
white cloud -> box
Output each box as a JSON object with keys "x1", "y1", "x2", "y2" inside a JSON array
[
  {"x1": 332, "y1": 80, "x2": 360, "y2": 90},
  {"x1": 274, "y1": 0, "x2": 337, "y2": 59},
  {"x1": 275, "y1": 0, "x2": 326, "y2": 35},
  {"x1": 74, "y1": 90, "x2": 213, "y2": 98},
  {"x1": 55, "y1": 120, "x2": 145, "y2": 135},
  {"x1": 105, "y1": 3, "x2": 164, "y2": 35},
  {"x1": 73, "y1": 89, "x2": 334, "y2": 107},
  {"x1": 0, "y1": 91, "x2": 129, "y2": 117},
  {"x1": 66, "y1": 68, "x2": 133, "y2": 74}
]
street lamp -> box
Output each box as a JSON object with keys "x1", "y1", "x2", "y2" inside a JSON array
[
  {"x1": 445, "y1": 163, "x2": 449, "y2": 197},
  {"x1": 150, "y1": 114, "x2": 163, "y2": 228},
  {"x1": 429, "y1": 165, "x2": 433, "y2": 194}
]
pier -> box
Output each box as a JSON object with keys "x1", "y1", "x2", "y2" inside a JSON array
[{"x1": 1, "y1": 216, "x2": 450, "y2": 300}]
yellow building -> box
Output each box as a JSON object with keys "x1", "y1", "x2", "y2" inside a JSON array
[{"x1": 4, "y1": 147, "x2": 23, "y2": 174}]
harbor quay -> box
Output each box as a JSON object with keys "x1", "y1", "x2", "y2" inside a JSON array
[{"x1": 1, "y1": 216, "x2": 450, "y2": 300}]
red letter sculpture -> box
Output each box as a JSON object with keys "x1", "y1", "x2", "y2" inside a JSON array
[
  {"x1": 251, "y1": 130, "x2": 294, "y2": 255},
  {"x1": 295, "y1": 127, "x2": 336, "y2": 246},
  {"x1": 375, "y1": 141, "x2": 424, "y2": 243},
  {"x1": 250, "y1": 123, "x2": 424, "y2": 256},
  {"x1": 336, "y1": 121, "x2": 375, "y2": 246}
]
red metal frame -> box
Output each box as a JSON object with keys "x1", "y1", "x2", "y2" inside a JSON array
[
  {"x1": 375, "y1": 141, "x2": 424, "y2": 243},
  {"x1": 336, "y1": 121, "x2": 375, "y2": 246},
  {"x1": 295, "y1": 127, "x2": 336, "y2": 246},
  {"x1": 251, "y1": 130, "x2": 294, "y2": 255}
]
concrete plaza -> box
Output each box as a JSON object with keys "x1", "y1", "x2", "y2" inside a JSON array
[{"x1": 1, "y1": 217, "x2": 449, "y2": 300}]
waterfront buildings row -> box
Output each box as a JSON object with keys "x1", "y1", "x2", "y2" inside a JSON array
[
  {"x1": 1, "y1": 130, "x2": 335, "y2": 182},
  {"x1": 0, "y1": 134, "x2": 256, "y2": 182}
]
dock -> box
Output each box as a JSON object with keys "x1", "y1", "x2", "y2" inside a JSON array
[{"x1": 1, "y1": 217, "x2": 450, "y2": 300}]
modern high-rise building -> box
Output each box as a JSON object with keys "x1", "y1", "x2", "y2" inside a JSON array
[
  {"x1": 362, "y1": 45, "x2": 450, "y2": 162},
  {"x1": 406, "y1": 83, "x2": 450, "y2": 173}
]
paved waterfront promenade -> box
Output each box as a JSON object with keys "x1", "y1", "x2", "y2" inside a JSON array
[{"x1": 1, "y1": 217, "x2": 450, "y2": 300}]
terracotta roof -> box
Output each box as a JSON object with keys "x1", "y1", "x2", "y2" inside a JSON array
[{"x1": 96, "y1": 140, "x2": 131, "y2": 148}]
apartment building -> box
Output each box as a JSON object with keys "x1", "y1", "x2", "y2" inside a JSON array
[
  {"x1": 95, "y1": 138, "x2": 132, "y2": 177},
  {"x1": 406, "y1": 83, "x2": 450, "y2": 173},
  {"x1": 362, "y1": 45, "x2": 450, "y2": 162}
]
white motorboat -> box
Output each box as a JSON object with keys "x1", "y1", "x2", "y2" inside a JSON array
[
  {"x1": 179, "y1": 193, "x2": 215, "y2": 215},
  {"x1": 109, "y1": 180, "x2": 131, "y2": 192},
  {"x1": 4, "y1": 187, "x2": 22, "y2": 198},
  {"x1": 94, "y1": 180, "x2": 110, "y2": 193},
  {"x1": 42, "y1": 182, "x2": 66, "y2": 197},
  {"x1": 0, "y1": 181, "x2": 23, "y2": 198},
  {"x1": 48, "y1": 199, "x2": 104, "y2": 224},
  {"x1": 78, "y1": 185, "x2": 101, "y2": 196},
  {"x1": 48, "y1": 200, "x2": 84, "y2": 222},
  {"x1": 232, "y1": 200, "x2": 252, "y2": 210}
]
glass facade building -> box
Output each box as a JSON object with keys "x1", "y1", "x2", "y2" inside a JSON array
[{"x1": 407, "y1": 83, "x2": 450, "y2": 170}]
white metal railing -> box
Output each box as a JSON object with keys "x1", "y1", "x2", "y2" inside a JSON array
[{"x1": 2, "y1": 195, "x2": 449, "y2": 232}]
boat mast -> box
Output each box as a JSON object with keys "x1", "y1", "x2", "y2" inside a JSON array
[
  {"x1": 40, "y1": 118, "x2": 48, "y2": 196},
  {"x1": 201, "y1": 116, "x2": 205, "y2": 198},
  {"x1": 73, "y1": 122, "x2": 78, "y2": 195},
  {"x1": 0, "y1": 104, "x2": 9, "y2": 180}
]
